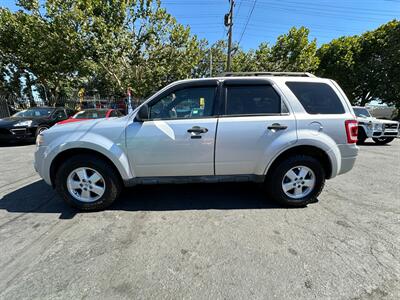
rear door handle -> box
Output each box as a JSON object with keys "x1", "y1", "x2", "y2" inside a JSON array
[
  {"x1": 267, "y1": 123, "x2": 288, "y2": 131},
  {"x1": 187, "y1": 126, "x2": 208, "y2": 134}
]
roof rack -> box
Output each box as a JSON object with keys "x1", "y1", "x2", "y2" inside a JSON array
[{"x1": 222, "y1": 72, "x2": 317, "y2": 78}]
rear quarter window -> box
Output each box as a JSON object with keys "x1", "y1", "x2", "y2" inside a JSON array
[{"x1": 286, "y1": 82, "x2": 345, "y2": 114}]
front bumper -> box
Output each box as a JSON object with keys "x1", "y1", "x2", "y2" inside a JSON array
[
  {"x1": 34, "y1": 145, "x2": 52, "y2": 186},
  {"x1": 0, "y1": 126, "x2": 36, "y2": 141},
  {"x1": 371, "y1": 130, "x2": 399, "y2": 138}
]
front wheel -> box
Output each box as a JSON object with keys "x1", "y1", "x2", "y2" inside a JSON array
[
  {"x1": 372, "y1": 137, "x2": 394, "y2": 145},
  {"x1": 265, "y1": 155, "x2": 325, "y2": 207},
  {"x1": 55, "y1": 155, "x2": 122, "y2": 211},
  {"x1": 35, "y1": 126, "x2": 49, "y2": 137}
]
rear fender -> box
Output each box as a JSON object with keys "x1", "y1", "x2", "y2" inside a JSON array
[{"x1": 262, "y1": 129, "x2": 341, "y2": 178}]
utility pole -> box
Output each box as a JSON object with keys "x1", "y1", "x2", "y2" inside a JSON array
[
  {"x1": 225, "y1": 0, "x2": 234, "y2": 72},
  {"x1": 209, "y1": 48, "x2": 213, "y2": 77}
]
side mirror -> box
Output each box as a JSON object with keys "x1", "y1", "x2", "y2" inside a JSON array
[{"x1": 135, "y1": 104, "x2": 149, "y2": 122}]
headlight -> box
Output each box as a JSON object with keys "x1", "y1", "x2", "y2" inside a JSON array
[
  {"x1": 14, "y1": 120, "x2": 32, "y2": 127},
  {"x1": 373, "y1": 123, "x2": 383, "y2": 131},
  {"x1": 36, "y1": 134, "x2": 45, "y2": 146}
]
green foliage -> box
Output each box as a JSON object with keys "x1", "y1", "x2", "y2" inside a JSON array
[
  {"x1": 269, "y1": 27, "x2": 319, "y2": 72},
  {"x1": 317, "y1": 20, "x2": 400, "y2": 108},
  {"x1": 0, "y1": 1, "x2": 398, "y2": 110},
  {"x1": 317, "y1": 35, "x2": 362, "y2": 103},
  {"x1": 0, "y1": 0, "x2": 203, "y2": 100}
]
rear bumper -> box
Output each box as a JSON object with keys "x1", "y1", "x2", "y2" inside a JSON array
[{"x1": 337, "y1": 144, "x2": 358, "y2": 176}]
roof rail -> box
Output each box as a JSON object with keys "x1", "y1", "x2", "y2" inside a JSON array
[{"x1": 222, "y1": 72, "x2": 317, "y2": 78}]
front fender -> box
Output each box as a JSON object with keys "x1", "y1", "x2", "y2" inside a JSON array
[{"x1": 44, "y1": 132, "x2": 132, "y2": 181}]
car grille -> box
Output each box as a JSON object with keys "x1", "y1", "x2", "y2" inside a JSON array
[
  {"x1": 384, "y1": 123, "x2": 398, "y2": 129},
  {"x1": 384, "y1": 132, "x2": 398, "y2": 136}
]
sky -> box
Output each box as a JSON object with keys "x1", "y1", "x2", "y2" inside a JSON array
[
  {"x1": 1, "y1": 0, "x2": 399, "y2": 50},
  {"x1": 160, "y1": 0, "x2": 400, "y2": 49}
]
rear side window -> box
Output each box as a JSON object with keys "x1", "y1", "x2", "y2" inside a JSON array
[
  {"x1": 225, "y1": 85, "x2": 281, "y2": 115},
  {"x1": 286, "y1": 82, "x2": 345, "y2": 114}
]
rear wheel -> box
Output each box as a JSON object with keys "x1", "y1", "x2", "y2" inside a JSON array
[
  {"x1": 55, "y1": 155, "x2": 122, "y2": 211},
  {"x1": 372, "y1": 137, "x2": 394, "y2": 145},
  {"x1": 266, "y1": 155, "x2": 325, "y2": 207}
]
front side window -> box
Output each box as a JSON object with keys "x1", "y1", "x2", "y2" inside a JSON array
[
  {"x1": 149, "y1": 86, "x2": 216, "y2": 120},
  {"x1": 54, "y1": 109, "x2": 67, "y2": 119},
  {"x1": 286, "y1": 82, "x2": 345, "y2": 114},
  {"x1": 225, "y1": 85, "x2": 282, "y2": 115},
  {"x1": 66, "y1": 109, "x2": 76, "y2": 117}
]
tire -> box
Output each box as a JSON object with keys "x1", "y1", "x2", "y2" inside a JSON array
[
  {"x1": 372, "y1": 137, "x2": 394, "y2": 145},
  {"x1": 55, "y1": 155, "x2": 122, "y2": 211},
  {"x1": 265, "y1": 155, "x2": 325, "y2": 207},
  {"x1": 357, "y1": 127, "x2": 367, "y2": 145},
  {"x1": 35, "y1": 126, "x2": 49, "y2": 137}
]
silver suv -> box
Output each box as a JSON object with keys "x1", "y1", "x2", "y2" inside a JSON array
[{"x1": 34, "y1": 72, "x2": 359, "y2": 210}]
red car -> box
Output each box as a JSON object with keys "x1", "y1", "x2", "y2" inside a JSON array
[{"x1": 56, "y1": 109, "x2": 124, "y2": 125}]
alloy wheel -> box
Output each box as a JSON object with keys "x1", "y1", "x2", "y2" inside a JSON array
[
  {"x1": 281, "y1": 166, "x2": 316, "y2": 199},
  {"x1": 67, "y1": 167, "x2": 106, "y2": 202}
]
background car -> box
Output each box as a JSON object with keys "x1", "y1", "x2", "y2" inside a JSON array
[
  {"x1": 353, "y1": 106, "x2": 399, "y2": 145},
  {"x1": 56, "y1": 109, "x2": 124, "y2": 125},
  {"x1": 0, "y1": 107, "x2": 75, "y2": 143}
]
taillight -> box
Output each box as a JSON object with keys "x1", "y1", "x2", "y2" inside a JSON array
[{"x1": 345, "y1": 120, "x2": 358, "y2": 143}]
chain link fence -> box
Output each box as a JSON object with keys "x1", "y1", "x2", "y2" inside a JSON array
[{"x1": 0, "y1": 95, "x2": 143, "y2": 118}]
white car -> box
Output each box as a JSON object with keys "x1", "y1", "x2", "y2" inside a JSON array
[
  {"x1": 34, "y1": 72, "x2": 359, "y2": 211},
  {"x1": 353, "y1": 106, "x2": 399, "y2": 145}
]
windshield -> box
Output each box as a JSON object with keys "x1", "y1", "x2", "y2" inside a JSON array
[
  {"x1": 73, "y1": 110, "x2": 108, "y2": 119},
  {"x1": 13, "y1": 108, "x2": 54, "y2": 118},
  {"x1": 353, "y1": 108, "x2": 371, "y2": 118}
]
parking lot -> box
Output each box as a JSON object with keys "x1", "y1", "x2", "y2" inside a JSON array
[{"x1": 0, "y1": 141, "x2": 399, "y2": 299}]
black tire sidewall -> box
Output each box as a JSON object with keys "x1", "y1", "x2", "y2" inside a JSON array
[
  {"x1": 357, "y1": 128, "x2": 367, "y2": 144},
  {"x1": 267, "y1": 155, "x2": 325, "y2": 207},
  {"x1": 35, "y1": 126, "x2": 49, "y2": 137},
  {"x1": 55, "y1": 155, "x2": 121, "y2": 211}
]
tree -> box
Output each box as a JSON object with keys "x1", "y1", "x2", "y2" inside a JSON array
[
  {"x1": 358, "y1": 20, "x2": 400, "y2": 107},
  {"x1": 0, "y1": 0, "x2": 205, "y2": 101},
  {"x1": 317, "y1": 20, "x2": 400, "y2": 108},
  {"x1": 269, "y1": 27, "x2": 319, "y2": 72},
  {"x1": 317, "y1": 35, "x2": 362, "y2": 104}
]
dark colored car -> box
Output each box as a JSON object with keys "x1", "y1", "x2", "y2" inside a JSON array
[{"x1": 0, "y1": 107, "x2": 75, "y2": 143}]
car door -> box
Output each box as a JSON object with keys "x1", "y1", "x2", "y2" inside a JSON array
[
  {"x1": 126, "y1": 81, "x2": 219, "y2": 177},
  {"x1": 215, "y1": 79, "x2": 297, "y2": 175}
]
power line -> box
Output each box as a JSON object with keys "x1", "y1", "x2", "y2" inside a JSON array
[
  {"x1": 236, "y1": 0, "x2": 243, "y2": 18},
  {"x1": 237, "y1": 0, "x2": 257, "y2": 46}
]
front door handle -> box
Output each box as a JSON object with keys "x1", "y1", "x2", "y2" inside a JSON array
[
  {"x1": 187, "y1": 126, "x2": 208, "y2": 134},
  {"x1": 267, "y1": 123, "x2": 288, "y2": 131}
]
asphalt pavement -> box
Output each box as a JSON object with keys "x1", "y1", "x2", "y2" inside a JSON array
[{"x1": 0, "y1": 140, "x2": 399, "y2": 299}]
